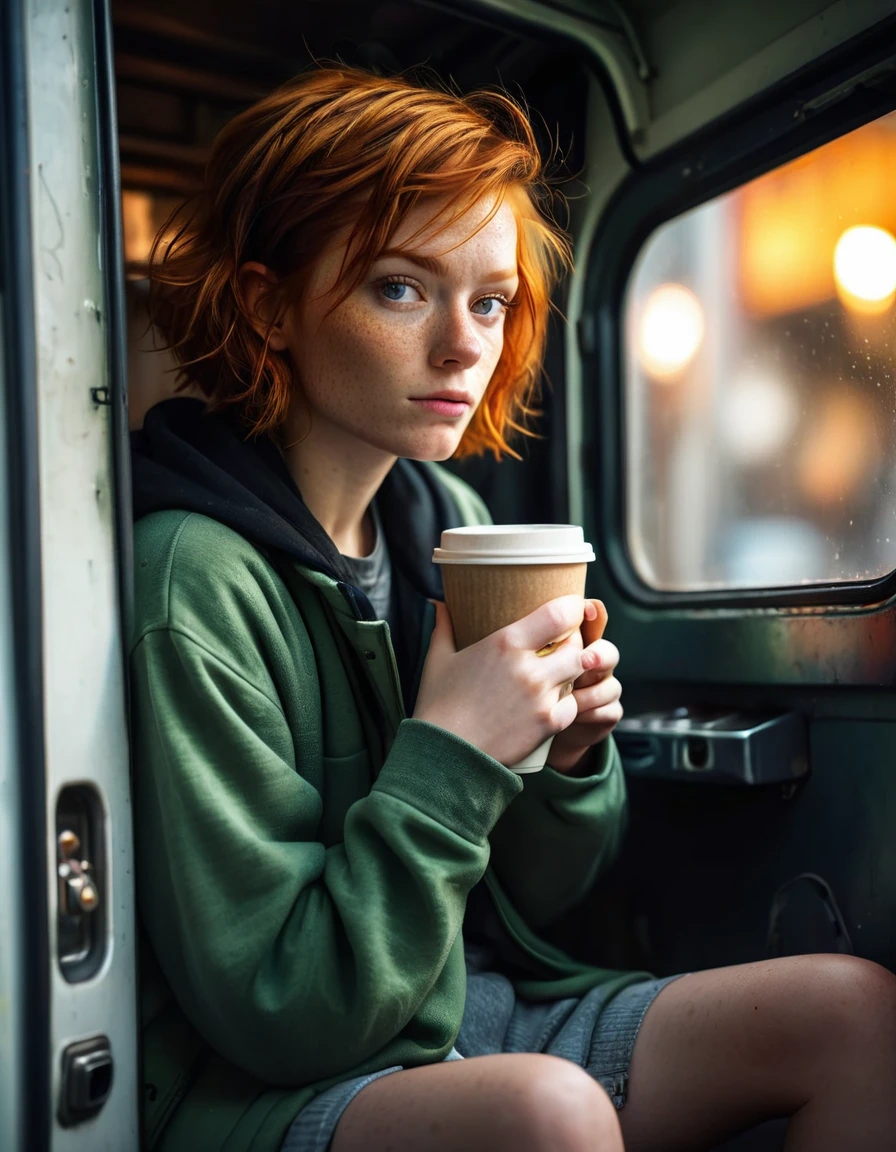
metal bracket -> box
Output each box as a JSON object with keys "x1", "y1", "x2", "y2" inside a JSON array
[
  {"x1": 616, "y1": 707, "x2": 808, "y2": 786},
  {"x1": 57, "y1": 829, "x2": 100, "y2": 917}
]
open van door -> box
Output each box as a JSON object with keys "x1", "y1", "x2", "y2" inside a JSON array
[{"x1": 1, "y1": 0, "x2": 138, "y2": 1147}]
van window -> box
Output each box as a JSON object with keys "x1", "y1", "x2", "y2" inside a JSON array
[{"x1": 624, "y1": 107, "x2": 896, "y2": 592}]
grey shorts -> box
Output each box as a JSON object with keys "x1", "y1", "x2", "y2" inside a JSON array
[{"x1": 281, "y1": 959, "x2": 682, "y2": 1152}]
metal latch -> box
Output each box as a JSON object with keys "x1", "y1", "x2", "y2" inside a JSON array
[
  {"x1": 56, "y1": 785, "x2": 106, "y2": 981},
  {"x1": 58, "y1": 830, "x2": 100, "y2": 917}
]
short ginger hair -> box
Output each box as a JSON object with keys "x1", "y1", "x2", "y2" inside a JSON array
[{"x1": 149, "y1": 65, "x2": 572, "y2": 459}]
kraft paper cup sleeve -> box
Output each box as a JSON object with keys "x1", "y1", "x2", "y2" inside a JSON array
[
  {"x1": 439, "y1": 562, "x2": 588, "y2": 652},
  {"x1": 432, "y1": 526, "x2": 596, "y2": 775}
]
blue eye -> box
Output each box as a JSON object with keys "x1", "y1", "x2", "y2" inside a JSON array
[
  {"x1": 379, "y1": 279, "x2": 422, "y2": 303},
  {"x1": 471, "y1": 295, "x2": 508, "y2": 317}
]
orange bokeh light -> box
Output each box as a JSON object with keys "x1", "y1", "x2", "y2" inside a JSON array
[{"x1": 738, "y1": 122, "x2": 896, "y2": 317}]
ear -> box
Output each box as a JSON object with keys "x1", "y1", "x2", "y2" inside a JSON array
[{"x1": 237, "y1": 261, "x2": 289, "y2": 351}]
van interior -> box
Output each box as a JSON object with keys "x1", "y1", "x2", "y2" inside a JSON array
[{"x1": 3, "y1": 0, "x2": 896, "y2": 1147}]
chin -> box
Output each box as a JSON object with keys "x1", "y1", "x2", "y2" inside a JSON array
[{"x1": 397, "y1": 431, "x2": 466, "y2": 463}]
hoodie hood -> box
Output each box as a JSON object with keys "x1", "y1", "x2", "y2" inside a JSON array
[{"x1": 131, "y1": 398, "x2": 462, "y2": 618}]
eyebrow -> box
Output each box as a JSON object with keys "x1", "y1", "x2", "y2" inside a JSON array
[{"x1": 377, "y1": 247, "x2": 518, "y2": 282}]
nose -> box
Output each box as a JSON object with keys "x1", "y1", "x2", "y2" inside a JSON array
[{"x1": 429, "y1": 303, "x2": 482, "y2": 371}]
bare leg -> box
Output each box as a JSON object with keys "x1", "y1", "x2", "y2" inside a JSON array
[
  {"x1": 619, "y1": 954, "x2": 896, "y2": 1151},
  {"x1": 331, "y1": 1052, "x2": 623, "y2": 1152}
]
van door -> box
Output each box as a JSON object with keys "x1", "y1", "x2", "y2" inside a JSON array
[{"x1": 2, "y1": 0, "x2": 138, "y2": 1146}]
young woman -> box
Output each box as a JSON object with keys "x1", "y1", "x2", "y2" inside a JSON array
[{"x1": 131, "y1": 66, "x2": 896, "y2": 1152}]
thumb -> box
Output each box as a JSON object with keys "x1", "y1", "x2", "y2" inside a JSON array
[
  {"x1": 582, "y1": 599, "x2": 608, "y2": 648},
  {"x1": 427, "y1": 599, "x2": 457, "y2": 656}
]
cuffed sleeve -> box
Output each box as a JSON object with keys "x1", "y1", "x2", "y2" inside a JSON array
[{"x1": 487, "y1": 738, "x2": 628, "y2": 927}]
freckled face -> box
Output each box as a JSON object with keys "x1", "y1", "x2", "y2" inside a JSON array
[{"x1": 280, "y1": 196, "x2": 519, "y2": 461}]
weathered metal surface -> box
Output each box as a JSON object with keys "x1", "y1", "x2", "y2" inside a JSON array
[{"x1": 26, "y1": 0, "x2": 138, "y2": 1145}]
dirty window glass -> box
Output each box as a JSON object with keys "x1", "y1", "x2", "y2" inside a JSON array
[{"x1": 624, "y1": 108, "x2": 896, "y2": 591}]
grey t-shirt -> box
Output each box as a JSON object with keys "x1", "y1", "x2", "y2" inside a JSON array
[{"x1": 339, "y1": 502, "x2": 395, "y2": 626}]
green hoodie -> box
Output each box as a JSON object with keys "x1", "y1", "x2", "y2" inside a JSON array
[{"x1": 131, "y1": 462, "x2": 643, "y2": 1152}]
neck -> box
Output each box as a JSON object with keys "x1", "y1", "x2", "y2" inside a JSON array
[{"x1": 281, "y1": 405, "x2": 396, "y2": 558}]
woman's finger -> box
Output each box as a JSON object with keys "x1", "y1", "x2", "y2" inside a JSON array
[
  {"x1": 580, "y1": 599, "x2": 608, "y2": 648},
  {"x1": 586, "y1": 638, "x2": 619, "y2": 671},
  {"x1": 573, "y1": 676, "x2": 622, "y2": 712},
  {"x1": 572, "y1": 639, "x2": 620, "y2": 687},
  {"x1": 427, "y1": 600, "x2": 457, "y2": 657},
  {"x1": 550, "y1": 689, "x2": 581, "y2": 733},
  {"x1": 573, "y1": 699, "x2": 624, "y2": 729},
  {"x1": 508, "y1": 595, "x2": 585, "y2": 654},
  {"x1": 537, "y1": 634, "x2": 590, "y2": 693}
]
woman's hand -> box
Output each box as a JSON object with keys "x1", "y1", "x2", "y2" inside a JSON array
[
  {"x1": 546, "y1": 599, "x2": 623, "y2": 775},
  {"x1": 413, "y1": 595, "x2": 589, "y2": 767}
]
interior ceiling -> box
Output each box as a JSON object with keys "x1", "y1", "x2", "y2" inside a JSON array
[{"x1": 113, "y1": 0, "x2": 601, "y2": 196}]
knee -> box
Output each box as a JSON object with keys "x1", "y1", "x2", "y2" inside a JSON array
[
  {"x1": 807, "y1": 955, "x2": 896, "y2": 1052},
  {"x1": 512, "y1": 1055, "x2": 623, "y2": 1152}
]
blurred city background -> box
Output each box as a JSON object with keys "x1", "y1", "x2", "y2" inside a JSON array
[{"x1": 625, "y1": 108, "x2": 896, "y2": 591}]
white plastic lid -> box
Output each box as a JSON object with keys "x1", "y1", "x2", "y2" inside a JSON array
[{"x1": 432, "y1": 524, "x2": 595, "y2": 565}]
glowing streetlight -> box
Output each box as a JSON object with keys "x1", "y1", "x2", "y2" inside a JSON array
[
  {"x1": 833, "y1": 226, "x2": 896, "y2": 314},
  {"x1": 720, "y1": 372, "x2": 799, "y2": 465},
  {"x1": 637, "y1": 283, "x2": 705, "y2": 381}
]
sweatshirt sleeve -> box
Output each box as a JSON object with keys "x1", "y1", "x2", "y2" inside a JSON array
[
  {"x1": 486, "y1": 738, "x2": 628, "y2": 928},
  {"x1": 131, "y1": 623, "x2": 521, "y2": 1088}
]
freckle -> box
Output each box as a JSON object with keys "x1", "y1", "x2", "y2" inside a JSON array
[{"x1": 754, "y1": 1005, "x2": 758, "y2": 1011}]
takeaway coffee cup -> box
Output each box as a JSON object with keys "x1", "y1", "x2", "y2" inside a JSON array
[{"x1": 432, "y1": 524, "x2": 596, "y2": 773}]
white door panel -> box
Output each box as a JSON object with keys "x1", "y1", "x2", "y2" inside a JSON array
[{"x1": 25, "y1": 0, "x2": 138, "y2": 1146}]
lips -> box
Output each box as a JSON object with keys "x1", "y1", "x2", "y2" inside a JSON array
[
  {"x1": 409, "y1": 390, "x2": 475, "y2": 419},
  {"x1": 411, "y1": 391, "x2": 475, "y2": 406}
]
